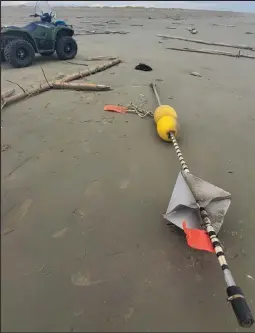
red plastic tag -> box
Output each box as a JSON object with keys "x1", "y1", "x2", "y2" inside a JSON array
[
  {"x1": 104, "y1": 105, "x2": 128, "y2": 114},
  {"x1": 182, "y1": 221, "x2": 215, "y2": 253}
]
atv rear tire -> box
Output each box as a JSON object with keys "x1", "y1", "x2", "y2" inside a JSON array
[
  {"x1": 56, "y1": 36, "x2": 77, "y2": 60},
  {"x1": 4, "y1": 39, "x2": 35, "y2": 68},
  {"x1": 40, "y1": 51, "x2": 55, "y2": 56}
]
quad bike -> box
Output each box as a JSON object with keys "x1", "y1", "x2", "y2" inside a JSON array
[{"x1": 1, "y1": 1, "x2": 78, "y2": 68}]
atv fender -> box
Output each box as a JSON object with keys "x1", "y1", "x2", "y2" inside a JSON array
[
  {"x1": 1, "y1": 29, "x2": 38, "y2": 53},
  {"x1": 54, "y1": 26, "x2": 74, "y2": 41}
]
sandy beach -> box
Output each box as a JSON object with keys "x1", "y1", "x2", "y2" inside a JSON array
[{"x1": 1, "y1": 5, "x2": 255, "y2": 332}]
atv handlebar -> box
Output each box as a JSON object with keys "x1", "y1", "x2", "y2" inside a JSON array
[
  {"x1": 29, "y1": 12, "x2": 54, "y2": 23},
  {"x1": 29, "y1": 12, "x2": 53, "y2": 17}
]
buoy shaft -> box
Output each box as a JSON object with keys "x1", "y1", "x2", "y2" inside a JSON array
[
  {"x1": 150, "y1": 82, "x2": 162, "y2": 106},
  {"x1": 150, "y1": 82, "x2": 189, "y2": 172}
]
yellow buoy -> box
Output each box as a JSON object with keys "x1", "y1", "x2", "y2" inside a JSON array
[
  {"x1": 157, "y1": 116, "x2": 178, "y2": 142},
  {"x1": 154, "y1": 105, "x2": 177, "y2": 124}
]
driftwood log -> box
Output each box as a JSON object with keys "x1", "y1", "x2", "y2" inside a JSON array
[
  {"x1": 1, "y1": 88, "x2": 16, "y2": 110},
  {"x1": 52, "y1": 82, "x2": 111, "y2": 91},
  {"x1": 82, "y1": 56, "x2": 117, "y2": 61},
  {"x1": 2, "y1": 59, "x2": 121, "y2": 109},
  {"x1": 212, "y1": 24, "x2": 235, "y2": 27},
  {"x1": 1, "y1": 88, "x2": 16, "y2": 100},
  {"x1": 166, "y1": 47, "x2": 255, "y2": 59},
  {"x1": 61, "y1": 58, "x2": 121, "y2": 82},
  {"x1": 158, "y1": 35, "x2": 255, "y2": 51},
  {"x1": 75, "y1": 30, "x2": 129, "y2": 35}
]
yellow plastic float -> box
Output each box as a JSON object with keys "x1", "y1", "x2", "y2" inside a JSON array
[
  {"x1": 154, "y1": 105, "x2": 177, "y2": 124},
  {"x1": 157, "y1": 116, "x2": 178, "y2": 142}
]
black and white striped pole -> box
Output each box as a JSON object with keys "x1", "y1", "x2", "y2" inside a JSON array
[{"x1": 150, "y1": 82, "x2": 254, "y2": 328}]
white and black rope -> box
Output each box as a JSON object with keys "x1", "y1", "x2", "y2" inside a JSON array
[
  {"x1": 168, "y1": 132, "x2": 190, "y2": 173},
  {"x1": 168, "y1": 132, "x2": 231, "y2": 273},
  {"x1": 150, "y1": 82, "x2": 236, "y2": 287},
  {"x1": 200, "y1": 209, "x2": 228, "y2": 269},
  {"x1": 169, "y1": 131, "x2": 229, "y2": 272}
]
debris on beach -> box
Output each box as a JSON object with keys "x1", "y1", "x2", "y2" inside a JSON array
[
  {"x1": 135, "y1": 63, "x2": 153, "y2": 71},
  {"x1": 104, "y1": 96, "x2": 152, "y2": 118},
  {"x1": 75, "y1": 30, "x2": 129, "y2": 35},
  {"x1": 82, "y1": 56, "x2": 117, "y2": 61},
  {"x1": 67, "y1": 61, "x2": 88, "y2": 66},
  {"x1": 91, "y1": 23, "x2": 106, "y2": 27},
  {"x1": 1, "y1": 144, "x2": 12, "y2": 152},
  {"x1": 190, "y1": 72, "x2": 202, "y2": 77},
  {"x1": 53, "y1": 82, "x2": 111, "y2": 91},
  {"x1": 169, "y1": 15, "x2": 184, "y2": 21},
  {"x1": 1, "y1": 88, "x2": 15, "y2": 110},
  {"x1": 104, "y1": 105, "x2": 128, "y2": 114},
  {"x1": 157, "y1": 35, "x2": 255, "y2": 51},
  {"x1": 188, "y1": 27, "x2": 198, "y2": 34},
  {"x1": 165, "y1": 47, "x2": 255, "y2": 59},
  {"x1": 212, "y1": 23, "x2": 235, "y2": 27},
  {"x1": 105, "y1": 20, "x2": 119, "y2": 24},
  {"x1": 1, "y1": 88, "x2": 15, "y2": 100},
  {"x1": 2, "y1": 58, "x2": 122, "y2": 110}
]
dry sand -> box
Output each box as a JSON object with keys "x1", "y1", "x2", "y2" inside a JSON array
[{"x1": 1, "y1": 5, "x2": 255, "y2": 332}]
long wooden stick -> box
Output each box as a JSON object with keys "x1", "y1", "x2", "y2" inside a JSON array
[
  {"x1": 75, "y1": 31, "x2": 129, "y2": 35},
  {"x1": 166, "y1": 47, "x2": 255, "y2": 59},
  {"x1": 1, "y1": 88, "x2": 15, "y2": 100},
  {"x1": 61, "y1": 58, "x2": 121, "y2": 82},
  {"x1": 82, "y1": 56, "x2": 117, "y2": 61},
  {"x1": 3, "y1": 59, "x2": 121, "y2": 108},
  {"x1": 3, "y1": 84, "x2": 52, "y2": 108},
  {"x1": 212, "y1": 24, "x2": 235, "y2": 27},
  {"x1": 158, "y1": 34, "x2": 255, "y2": 51},
  {"x1": 52, "y1": 82, "x2": 111, "y2": 91}
]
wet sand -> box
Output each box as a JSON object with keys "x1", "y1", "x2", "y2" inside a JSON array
[{"x1": 1, "y1": 6, "x2": 255, "y2": 332}]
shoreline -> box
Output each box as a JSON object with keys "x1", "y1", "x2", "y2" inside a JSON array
[{"x1": 1, "y1": 5, "x2": 254, "y2": 15}]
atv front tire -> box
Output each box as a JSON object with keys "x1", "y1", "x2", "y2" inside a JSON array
[
  {"x1": 56, "y1": 36, "x2": 77, "y2": 60},
  {"x1": 4, "y1": 39, "x2": 35, "y2": 68}
]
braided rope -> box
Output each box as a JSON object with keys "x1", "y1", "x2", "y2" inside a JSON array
[
  {"x1": 168, "y1": 129, "x2": 231, "y2": 275},
  {"x1": 169, "y1": 130, "x2": 234, "y2": 285},
  {"x1": 127, "y1": 94, "x2": 153, "y2": 118},
  {"x1": 169, "y1": 132, "x2": 190, "y2": 173},
  {"x1": 149, "y1": 79, "x2": 236, "y2": 287}
]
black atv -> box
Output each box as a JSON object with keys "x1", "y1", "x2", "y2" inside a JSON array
[{"x1": 1, "y1": 1, "x2": 78, "y2": 68}]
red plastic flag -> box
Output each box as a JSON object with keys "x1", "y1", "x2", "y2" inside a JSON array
[
  {"x1": 182, "y1": 221, "x2": 215, "y2": 253},
  {"x1": 104, "y1": 105, "x2": 128, "y2": 114}
]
